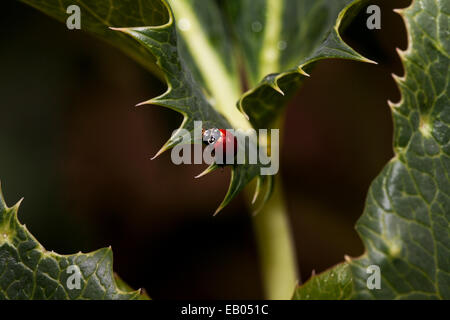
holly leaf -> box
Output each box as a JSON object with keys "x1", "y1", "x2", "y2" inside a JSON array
[
  {"x1": 294, "y1": 0, "x2": 449, "y2": 300},
  {"x1": 0, "y1": 183, "x2": 147, "y2": 300},
  {"x1": 348, "y1": 0, "x2": 450, "y2": 299},
  {"x1": 109, "y1": 3, "x2": 276, "y2": 214},
  {"x1": 293, "y1": 263, "x2": 352, "y2": 300},
  {"x1": 17, "y1": 0, "x2": 371, "y2": 213},
  {"x1": 19, "y1": 0, "x2": 272, "y2": 213},
  {"x1": 225, "y1": 0, "x2": 373, "y2": 128}
]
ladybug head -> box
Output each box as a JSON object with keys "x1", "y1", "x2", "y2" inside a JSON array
[{"x1": 202, "y1": 128, "x2": 221, "y2": 145}]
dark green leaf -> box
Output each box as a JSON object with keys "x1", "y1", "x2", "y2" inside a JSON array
[
  {"x1": 226, "y1": 0, "x2": 373, "y2": 128},
  {"x1": 0, "y1": 183, "x2": 146, "y2": 300},
  {"x1": 17, "y1": 0, "x2": 370, "y2": 213},
  {"x1": 109, "y1": 1, "x2": 273, "y2": 214},
  {"x1": 294, "y1": 0, "x2": 449, "y2": 300},
  {"x1": 349, "y1": 0, "x2": 450, "y2": 299}
]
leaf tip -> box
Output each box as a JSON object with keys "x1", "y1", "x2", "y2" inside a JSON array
[
  {"x1": 252, "y1": 178, "x2": 262, "y2": 205},
  {"x1": 151, "y1": 145, "x2": 169, "y2": 160},
  {"x1": 151, "y1": 148, "x2": 165, "y2": 160},
  {"x1": 392, "y1": 8, "x2": 405, "y2": 15},
  {"x1": 388, "y1": 97, "x2": 403, "y2": 110},
  {"x1": 391, "y1": 71, "x2": 405, "y2": 83},
  {"x1": 297, "y1": 66, "x2": 310, "y2": 77},
  {"x1": 151, "y1": 137, "x2": 179, "y2": 160},
  {"x1": 251, "y1": 176, "x2": 274, "y2": 215},
  {"x1": 270, "y1": 82, "x2": 285, "y2": 96},
  {"x1": 15, "y1": 197, "x2": 24, "y2": 208},
  {"x1": 10, "y1": 197, "x2": 24, "y2": 214},
  {"x1": 251, "y1": 191, "x2": 259, "y2": 205},
  {"x1": 361, "y1": 56, "x2": 378, "y2": 65},
  {"x1": 135, "y1": 99, "x2": 153, "y2": 107},
  {"x1": 213, "y1": 205, "x2": 224, "y2": 216},
  {"x1": 395, "y1": 46, "x2": 408, "y2": 59},
  {"x1": 195, "y1": 163, "x2": 218, "y2": 179}
]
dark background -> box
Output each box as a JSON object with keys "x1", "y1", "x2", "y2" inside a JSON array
[{"x1": 0, "y1": 0, "x2": 410, "y2": 299}]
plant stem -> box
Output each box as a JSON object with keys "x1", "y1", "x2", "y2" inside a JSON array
[{"x1": 251, "y1": 176, "x2": 298, "y2": 299}]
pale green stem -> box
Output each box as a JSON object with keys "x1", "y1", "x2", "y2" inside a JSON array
[{"x1": 251, "y1": 176, "x2": 298, "y2": 299}]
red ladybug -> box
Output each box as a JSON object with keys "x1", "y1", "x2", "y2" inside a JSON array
[{"x1": 202, "y1": 128, "x2": 238, "y2": 164}]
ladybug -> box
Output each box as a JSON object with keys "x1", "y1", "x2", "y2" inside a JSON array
[{"x1": 202, "y1": 128, "x2": 238, "y2": 165}]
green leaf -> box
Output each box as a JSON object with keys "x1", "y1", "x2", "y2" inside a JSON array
[
  {"x1": 225, "y1": 0, "x2": 373, "y2": 128},
  {"x1": 0, "y1": 183, "x2": 147, "y2": 300},
  {"x1": 294, "y1": 0, "x2": 449, "y2": 300},
  {"x1": 17, "y1": 0, "x2": 371, "y2": 213},
  {"x1": 109, "y1": 3, "x2": 274, "y2": 214},
  {"x1": 19, "y1": 0, "x2": 271, "y2": 213},
  {"x1": 293, "y1": 263, "x2": 353, "y2": 300},
  {"x1": 349, "y1": 0, "x2": 450, "y2": 299}
]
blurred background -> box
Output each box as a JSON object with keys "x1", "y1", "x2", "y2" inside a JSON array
[{"x1": 0, "y1": 0, "x2": 410, "y2": 299}]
